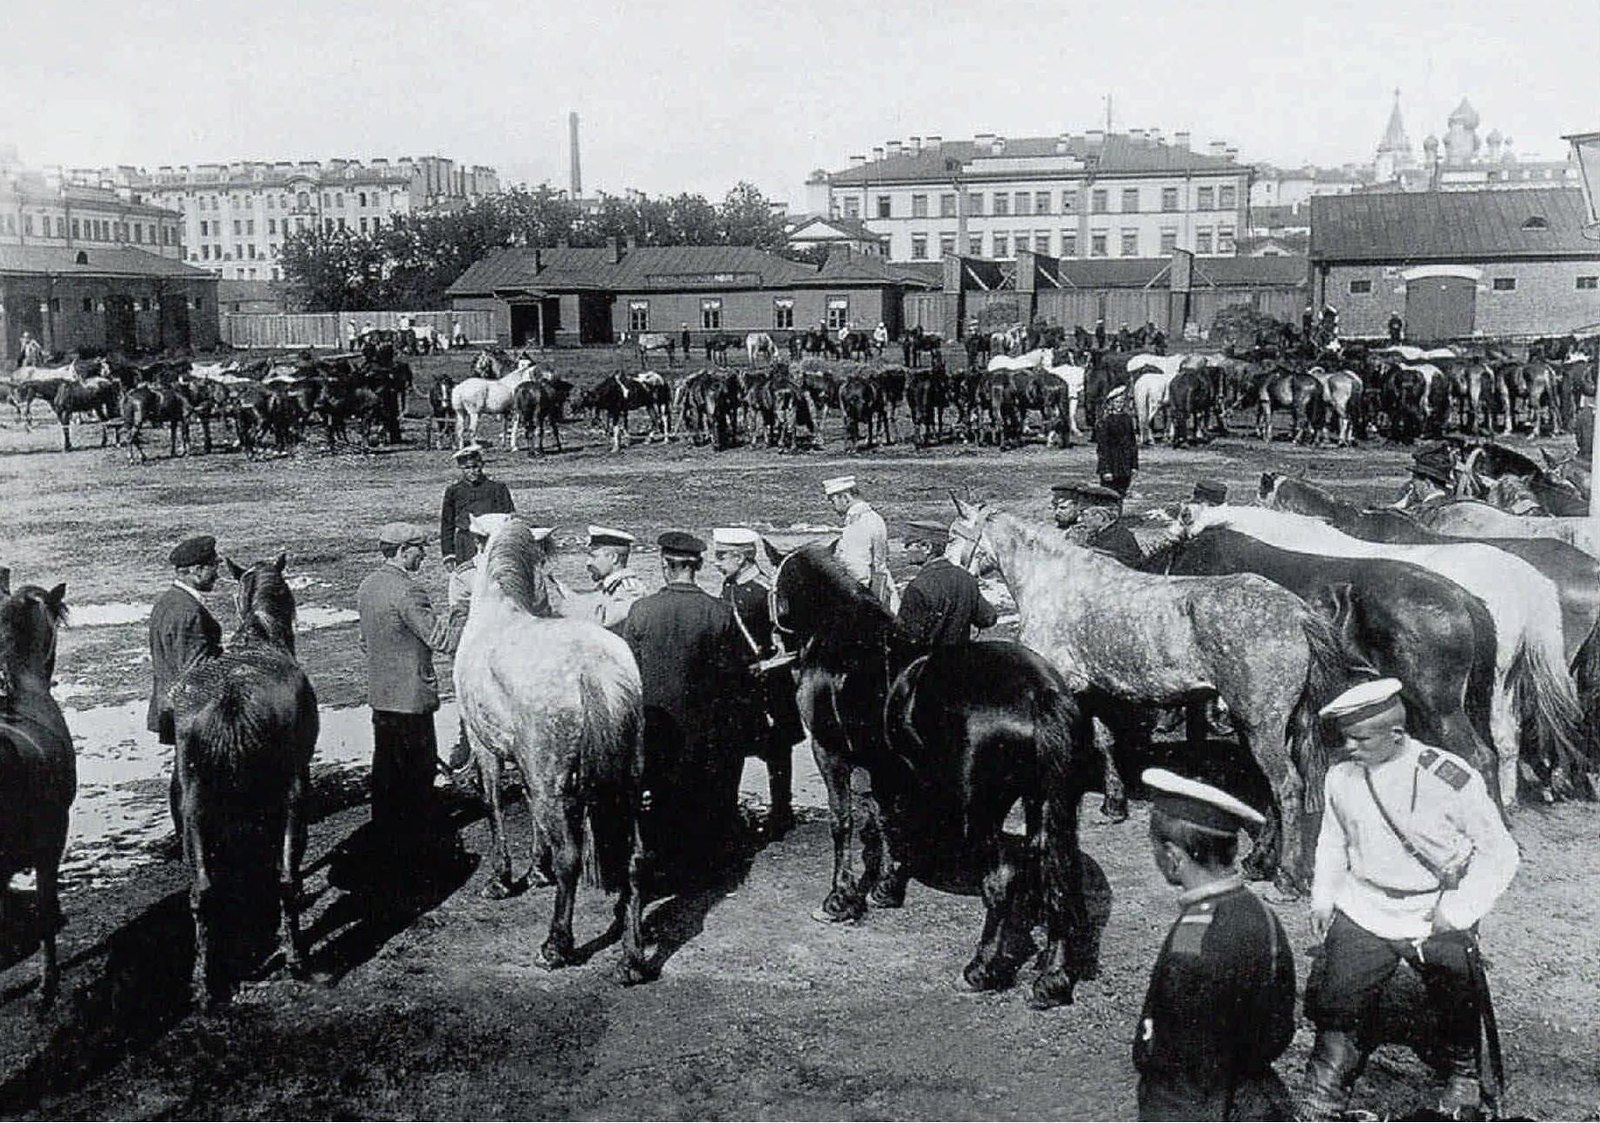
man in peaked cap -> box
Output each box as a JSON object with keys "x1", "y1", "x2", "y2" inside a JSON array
[
  {"x1": 439, "y1": 442, "x2": 515, "y2": 573},
  {"x1": 894, "y1": 519, "x2": 998, "y2": 651},
  {"x1": 1400, "y1": 449, "x2": 1457, "y2": 507},
  {"x1": 621, "y1": 531, "x2": 756, "y2": 881},
  {"x1": 1095, "y1": 384, "x2": 1140, "y2": 497},
  {"x1": 713, "y1": 526, "x2": 801, "y2": 835},
  {"x1": 587, "y1": 524, "x2": 645, "y2": 629},
  {"x1": 1134, "y1": 768, "x2": 1297, "y2": 1121},
  {"x1": 1052, "y1": 482, "x2": 1143, "y2": 567},
  {"x1": 148, "y1": 534, "x2": 223, "y2": 851},
  {"x1": 1191, "y1": 479, "x2": 1228, "y2": 506},
  {"x1": 824, "y1": 474, "x2": 897, "y2": 612},
  {"x1": 1300, "y1": 679, "x2": 1519, "y2": 1121}
]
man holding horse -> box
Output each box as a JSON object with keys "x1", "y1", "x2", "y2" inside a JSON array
[
  {"x1": 587, "y1": 525, "x2": 645, "y2": 628},
  {"x1": 1134, "y1": 768, "x2": 1296, "y2": 1121},
  {"x1": 894, "y1": 520, "x2": 997, "y2": 649},
  {"x1": 440, "y1": 443, "x2": 515, "y2": 572},
  {"x1": 148, "y1": 534, "x2": 224, "y2": 848},
  {"x1": 825, "y1": 475, "x2": 897, "y2": 612},
  {"x1": 1300, "y1": 678, "x2": 1518, "y2": 1122},
  {"x1": 1053, "y1": 483, "x2": 1144, "y2": 567},
  {"x1": 712, "y1": 526, "x2": 800, "y2": 835},
  {"x1": 621, "y1": 531, "x2": 755, "y2": 879}
]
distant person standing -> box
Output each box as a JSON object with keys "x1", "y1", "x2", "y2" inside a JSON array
[
  {"x1": 17, "y1": 330, "x2": 43, "y2": 368},
  {"x1": 680, "y1": 322, "x2": 692, "y2": 356},
  {"x1": 439, "y1": 443, "x2": 515, "y2": 573},
  {"x1": 1095, "y1": 386, "x2": 1140, "y2": 496},
  {"x1": 451, "y1": 318, "x2": 468, "y2": 349},
  {"x1": 1388, "y1": 311, "x2": 1405, "y2": 344},
  {"x1": 824, "y1": 474, "x2": 896, "y2": 612},
  {"x1": 148, "y1": 535, "x2": 223, "y2": 847}
]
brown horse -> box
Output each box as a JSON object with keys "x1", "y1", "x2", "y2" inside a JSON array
[
  {"x1": 0, "y1": 574, "x2": 72, "y2": 1011},
  {"x1": 1256, "y1": 369, "x2": 1325, "y2": 443}
]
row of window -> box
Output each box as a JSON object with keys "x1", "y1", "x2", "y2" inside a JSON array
[
  {"x1": 1347, "y1": 276, "x2": 1600, "y2": 294},
  {"x1": 39, "y1": 295, "x2": 202, "y2": 312},
  {"x1": 906, "y1": 225, "x2": 1237, "y2": 260},
  {"x1": 627, "y1": 297, "x2": 851, "y2": 333},
  {"x1": 3, "y1": 213, "x2": 178, "y2": 246},
  {"x1": 196, "y1": 241, "x2": 280, "y2": 262},
  {"x1": 181, "y1": 190, "x2": 402, "y2": 212},
  {"x1": 844, "y1": 183, "x2": 1238, "y2": 220}
]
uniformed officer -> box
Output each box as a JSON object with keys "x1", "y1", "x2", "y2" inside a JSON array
[
  {"x1": 1053, "y1": 482, "x2": 1144, "y2": 566},
  {"x1": 824, "y1": 474, "x2": 897, "y2": 612},
  {"x1": 621, "y1": 532, "x2": 755, "y2": 880},
  {"x1": 586, "y1": 525, "x2": 645, "y2": 628},
  {"x1": 1191, "y1": 479, "x2": 1228, "y2": 506},
  {"x1": 1400, "y1": 452, "x2": 1456, "y2": 506},
  {"x1": 1134, "y1": 768, "x2": 1296, "y2": 1121},
  {"x1": 713, "y1": 526, "x2": 801, "y2": 834},
  {"x1": 148, "y1": 534, "x2": 223, "y2": 848},
  {"x1": 1388, "y1": 311, "x2": 1405, "y2": 344},
  {"x1": 894, "y1": 519, "x2": 998, "y2": 650},
  {"x1": 439, "y1": 443, "x2": 515, "y2": 571},
  {"x1": 1094, "y1": 318, "x2": 1107, "y2": 350},
  {"x1": 1300, "y1": 678, "x2": 1519, "y2": 1122},
  {"x1": 1095, "y1": 386, "x2": 1140, "y2": 496}
]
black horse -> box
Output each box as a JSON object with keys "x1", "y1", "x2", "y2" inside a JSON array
[
  {"x1": 906, "y1": 365, "x2": 948, "y2": 445},
  {"x1": 838, "y1": 373, "x2": 886, "y2": 451},
  {"x1": 120, "y1": 381, "x2": 197, "y2": 462},
  {"x1": 513, "y1": 376, "x2": 574, "y2": 455},
  {"x1": 771, "y1": 545, "x2": 1102, "y2": 1008},
  {"x1": 51, "y1": 375, "x2": 122, "y2": 451}
]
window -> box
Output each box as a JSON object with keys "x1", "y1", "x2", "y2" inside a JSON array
[
  {"x1": 628, "y1": 300, "x2": 650, "y2": 331},
  {"x1": 1035, "y1": 191, "x2": 1051, "y2": 215},
  {"x1": 141, "y1": 297, "x2": 153, "y2": 312},
  {"x1": 1195, "y1": 228, "x2": 1213, "y2": 254},
  {"x1": 700, "y1": 297, "x2": 722, "y2": 330},
  {"x1": 1218, "y1": 227, "x2": 1235, "y2": 254},
  {"x1": 1013, "y1": 192, "x2": 1031, "y2": 216},
  {"x1": 246, "y1": 219, "x2": 255, "y2": 235},
  {"x1": 23, "y1": 215, "x2": 32, "y2": 235},
  {"x1": 1348, "y1": 279, "x2": 1372, "y2": 294},
  {"x1": 359, "y1": 217, "x2": 368, "y2": 233},
  {"x1": 272, "y1": 268, "x2": 280, "y2": 280},
  {"x1": 1161, "y1": 187, "x2": 1179, "y2": 211},
  {"x1": 842, "y1": 196, "x2": 860, "y2": 218},
  {"x1": 967, "y1": 192, "x2": 984, "y2": 216},
  {"x1": 1578, "y1": 276, "x2": 1599, "y2": 290},
  {"x1": 200, "y1": 220, "x2": 209, "y2": 236},
  {"x1": 1091, "y1": 231, "x2": 1108, "y2": 257},
  {"x1": 910, "y1": 233, "x2": 928, "y2": 259},
  {"x1": 266, "y1": 195, "x2": 275, "y2": 209},
  {"x1": 1219, "y1": 184, "x2": 1236, "y2": 209},
  {"x1": 268, "y1": 219, "x2": 276, "y2": 234},
  {"x1": 49, "y1": 297, "x2": 60, "y2": 312},
  {"x1": 967, "y1": 233, "x2": 984, "y2": 256},
  {"x1": 194, "y1": 297, "x2": 204, "y2": 312},
  {"x1": 876, "y1": 195, "x2": 891, "y2": 218},
  {"x1": 335, "y1": 193, "x2": 344, "y2": 207},
  {"x1": 55, "y1": 217, "x2": 65, "y2": 237},
  {"x1": 826, "y1": 296, "x2": 849, "y2": 330},
  {"x1": 1120, "y1": 228, "x2": 1139, "y2": 256},
  {"x1": 939, "y1": 232, "x2": 957, "y2": 257},
  {"x1": 324, "y1": 218, "x2": 334, "y2": 233},
  {"x1": 201, "y1": 244, "x2": 211, "y2": 260},
  {"x1": 1197, "y1": 186, "x2": 1215, "y2": 210},
  {"x1": 1061, "y1": 229, "x2": 1078, "y2": 257},
  {"x1": 991, "y1": 233, "x2": 1009, "y2": 258},
  {"x1": 71, "y1": 218, "x2": 80, "y2": 238},
  {"x1": 248, "y1": 244, "x2": 257, "y2": 259},
  {"x1": 134, "y1": 224, "x2": 143, "y2": 244},
  {"x1": 1121, "y1": 188, "x2": 1139, "y2": 213},
  {"x1": 1160, "y1": 228, "x2": 1178, "y2": 255},
  {"x1": 939, "y1": 193, "x2": 957, "y2": 218},
  {"x1": 1061, "y1": 190, "x2": 1078, "y2": 213},
  {"x1": 296, "y1": 191, "x2": 309, "y2": 209},
  {"x1": 911, "y1": 194, "x2": 928, "y2": 218},
  {"x1": 358, "y1": 192, "x2": 367, "y2": 207},
  {"x1": 82, "y1": 297, "x2": 93, "y2": 312},
  {"x1": 1521, "y1": 216, "x2": 1548, "y2": 230},
  {"x1": 233, "y1": 220, "x2": 242, "y2": 236},
  {"x1": 1090, "y1": 189, "x2": 1107, "y2": 213},
  {"x1": 773, "y1": 297, "x2": 794, "y2": 329},
  {"x1": 337, "y1": 218, "x2": 346, "y2": 231},
  {"x1": 1492, "y1": 277, "x2": 1516, "y2": 291},
  {"x1": 992, "y1": 193, "x2": 1010, "y2": 216}
]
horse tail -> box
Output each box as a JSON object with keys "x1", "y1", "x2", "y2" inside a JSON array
[
  {"x1": 1509, "y1": 627, "x2": 1592, "y2": 801},
  {"x1": 1288, "y1": 606, "x2": 1375, "y2": 812},
  {"x1": 1032, "y1": 678, "x2": 1086, "y2": 789},
  {"x1": 578, "y1": 668, "x2": 644, "y2": 894}
]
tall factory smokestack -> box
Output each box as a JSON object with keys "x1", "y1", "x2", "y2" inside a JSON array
[{"x1": 569, "y1": 111, "x2": 582, "y2": 198}]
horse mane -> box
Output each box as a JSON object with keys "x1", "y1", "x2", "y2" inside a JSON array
[
  {"x1": 482, "y1": 522, "x2": 550, "y2": 615},
  {"x1": 0, "y1": 585, "x2": 68, "y2": 682},
  {"x1": 234, "y1": 563, "x2": 297, "y2": 654},
  {"x1": 778, "y1": 543, "x2": 892, "y2": 643}
]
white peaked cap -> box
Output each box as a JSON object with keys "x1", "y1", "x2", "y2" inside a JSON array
[
  {"x1": 822, "y1": 475, "x2": 858, "y2": 496},
  {"x1": 713, "y1": 527, "x2": 762, "y2": 549}
]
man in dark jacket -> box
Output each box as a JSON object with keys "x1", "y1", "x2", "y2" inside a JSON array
[
  {"x1": 894, "y1": 520, "x2": 998, "y2": 649},
  {"x1": 1387, "y1": 311, "x2": 1404, "y2": 344},
  {"x1": 439, "y1": 443, "x2": 515, "y2": 571},
  {"x1": 1053, "y1": 482, "x2": 1144, "y2": 566},
  {"x1": 1095, "y1": 385, "x2": 1140, "y2": 496},
  {"x1": 622, "y1": 531, "x2": 756, "y2": 879},
  {"x1": 1134, "y1": 768, "x2": 1296, "y2": 1120},
  {"x1": 148, "y1": 534, "x2": 223, "y2": 845}
]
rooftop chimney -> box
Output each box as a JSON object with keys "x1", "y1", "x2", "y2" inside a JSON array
[
  {"x1": 569, "y1": 112, "x2": 582, "y2": 199},
  {"x1": 1086, "y1": 129, "x2": 1105, "y2": 145},
  {"x1": 1130, "y1": 128, "x2": 1146, "y2": 141},
  {"x1": 872, "y1": 146, "x2": 885, "y2": 162},
  {"x1": 611, "y1": 235, "x2": 625, "y2": 264},
  {"x1": 1209, "y1": 140, "x2": 1228, "y2": 157},
  {"x1": 925, "y1": 135, "x2": 942, "y2": 151},
  {"x1": 975, "y1": 132, "x2": 996, "y2": 154},
  {"x1": 1173, "y1": 131, "x2": 1191, "y2": 151},
  {"x1": 1055, "y1": 132, "x2": 1070, "y2": 154},
  {"x1": 1224, "y1": 146, "x2": 1238, "y2": 163},
  {"x1": 1149, "y1": 128, "x2": 1165, "y2": 145},
  {"x1": 850, "y1": 154, "x2": 867, "y2": 167},
  {"x1": 910, "y1": 136, "x2": 922, "y2": 153},
  {"x1": 532, "y1": 248, "x2": 542, "y2": 270},
  {"x1": 885, "y1": 140, "x2": 901, "y2": 158}
]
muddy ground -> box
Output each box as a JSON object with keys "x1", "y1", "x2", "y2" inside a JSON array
[{"x1": 1, "y1": 347, "x2": 1597, "y2": 1120}]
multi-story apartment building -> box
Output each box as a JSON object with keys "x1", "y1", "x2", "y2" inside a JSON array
[
  {"x1": 70, "y1": 157, "x2": 499, "y2": 280},
  {"x1": 806, "y1": 130, "x2": 1250, "y2": 263},
  {"x1": 0, "y1": 148, "x2": 183, "y2": 259}
]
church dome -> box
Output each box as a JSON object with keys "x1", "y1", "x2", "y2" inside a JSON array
[{"x1": 1448, "y1": 98, "x2": 1480, "y2": 129}]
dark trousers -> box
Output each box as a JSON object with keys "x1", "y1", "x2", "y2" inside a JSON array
[
  {"x1": 371, "y1": 710, "x2": 443, "y2": 848},
  {"x1": 1306, "y1": 911, "x2": 1480, "y2": 1052},
  {"x1": 1138, "y1": 1068, "x2": 1292, "y2": 1121}
]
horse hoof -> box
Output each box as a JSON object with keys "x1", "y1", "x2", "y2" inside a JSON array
[
  {"x1": 811, "y1": 892, "x2": 866, "y2": 925},
  {"x1": 1028, "y1": 972, "x2": 1077, "y2": 1010},
  {"x1": 1100, "y1": 796, "x2": 1130, "y2": 823},
  {"x1": 615, "y1": 957, "x2": 655, "y2": 987},
  {"x1": 961, "y1": 957, "x2": 1006, "y2": 992},
  {"x1": 868, "y1": 882, "x2": 906, "y2": 909},
  {"x1": 481, "y1": 876, "x2": 515, "y2": 901},
  {"x1": 539, "y1": 938, "x2": 575, "y2": 970}
]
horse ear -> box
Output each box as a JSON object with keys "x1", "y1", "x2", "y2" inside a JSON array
[
  {"x1": 0, "y1": 566, "x2": 9, "y2": 597},
  {"x1": 1541, "y1": 448, "x2": 1557, "y2": 467},
  {"x1": 46, "y1": 582, "x2": 66, "y2": 608},
  {"x1": 273, "y1": 552, "x2": 287, "y2": 573},
  {"x1": 225, "y1": 558, "x2": 245, "y2": 580},
  {"x1": 950, "y1": 491, "x2": 978, "y2": 520}
]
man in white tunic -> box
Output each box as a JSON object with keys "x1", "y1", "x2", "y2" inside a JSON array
[{"x1": 823, "y1": 475, "x2": 896, "y2": 612}]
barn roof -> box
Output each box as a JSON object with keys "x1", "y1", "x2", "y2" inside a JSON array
[
  {"x1": 827, "y1": 133, "x2": 1241, "y2": 185},
  {"x1": 1310, "y1": 188, "x2": 1597, "y2": 262},
  {"x1": 0, "y1": 244, "x2": 215, "y2": 279},
  {"x1": 1037, "y1": 255, "x2": 1307, "y2": 289}
]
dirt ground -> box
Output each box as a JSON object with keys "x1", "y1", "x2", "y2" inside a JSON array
[{"x1": 1, "y1": 346, "x2": 1598, "y2": 1120}]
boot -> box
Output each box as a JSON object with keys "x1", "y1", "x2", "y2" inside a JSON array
[
  {"x1": 1299, "y1": 1029, "x2": 1364, "y2": 1121},
  {"x1": 1437, "y1": 1043, "x2": 1485, "y2": 1121}
]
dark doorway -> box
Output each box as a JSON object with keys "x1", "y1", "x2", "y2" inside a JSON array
[
  {"x1": 158, "y1": 292, "x2": 191, "y2": 351},
  {"x1": 577, "y1": 293, "x2": 614, "y2": 345},
  {"x1": 104, "y1": 294, "x2": 137, "y2": 354},
  {"x1": 1405, "y1": 275, "x2": 1477, "y2": 342},
  {"x1": 509, "y1": 300, "x2": 557, "y2": 347}
]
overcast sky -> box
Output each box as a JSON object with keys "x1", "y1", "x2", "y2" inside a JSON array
[{"x1": 7, "y1": 0, "x2": 1597, "y2": 206}]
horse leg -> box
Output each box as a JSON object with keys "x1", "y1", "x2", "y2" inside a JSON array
[
  {"x1": 811, "y1": 735, "x2": 866, "y2": 922},
  {"x1": 1234, "y1": 710, "x2": 1304, "y2": 893},
  {"x1": 538, "y1": 800, "x2": 585, "y2": 969},
  {"x1": 185, "y1": 803, "x2": 229, "y2": 1006},
  {"x1": 522, "y1": 782, "x2": 556, "y2": 888},
  {"x1": 1487, "y1": 675, "x2": 1517, "y2": 811},
  {"x1": 279, "y1": 760, "x2": 309, "y2": 977},
  {"x1": 1031, "y1": 784, "x2": 1095, "y2": 1009},
  {"x1": 478, "y1": 751, "x2": 517, "y2": 899},
  {"x1": 963, "y1": 835, "x2": 1030, "y2": 991},
  {"x1": 32, "y1": 849, "x2": 62, "y2": 1012}
]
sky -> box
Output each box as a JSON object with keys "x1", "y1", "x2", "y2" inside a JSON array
[{"x1": 7, "y1": 0, "x2": 1598, "y2": 207}]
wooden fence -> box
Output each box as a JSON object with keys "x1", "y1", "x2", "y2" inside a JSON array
[{"x1": 220, "y1": 309, "x2": 495, "y2": 350}]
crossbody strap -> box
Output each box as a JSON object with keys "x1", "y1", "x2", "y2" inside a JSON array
[{"x1": 1362, "y1": 766, "x2": 1451, "y2": 887}]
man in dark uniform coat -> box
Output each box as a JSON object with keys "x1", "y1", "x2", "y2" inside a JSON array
[
  {"x1": 148, "y1": 534, "x2": 223, "y2": 842},
  {"x1": 1094, "y1": 318, "x2": 1107, "y2": 350},
  {"x1": 894, "y1": 520, "x2": 997, "y2": 649},
  {"x1": 1134, "y1": 768, "x2": 1296, "y2": 1120},
  {"x1": 713, "y1": 527, "x2": 801, "y2": 834},
  {"x1": 621, "y1": 531, "x2": 756, "y2": 878},
  {"x1": 1095, "y1": 386, "x2": 1139, "y2": 495},
  {"x1": 1388, "y1": 311, "x2": 1405, "y2": 344},
  {"x1": 439, "y1": 443, "x2": 515, "y2": 570},
  {"x1": 1054, "y1": 482, "x2": 1144, "y2": 567}
]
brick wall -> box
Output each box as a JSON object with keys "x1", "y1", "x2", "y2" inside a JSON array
[
  {"x1": 1319, "y1": 259, "x2": 1600, "y2": 338},
  {"x1": 611, "y1": 288, "x2": 891, "y2": 340},
  {"x1": 2, "y1": 274, "x2": 217, "y2": 360}
]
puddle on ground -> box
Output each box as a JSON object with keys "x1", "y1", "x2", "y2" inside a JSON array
[
  {"x1": 71, "y1": 602, "x2": 151, "y2": 627},
  {"x1": 296, "y1": 605, "x2": 358, "y2": 629}
]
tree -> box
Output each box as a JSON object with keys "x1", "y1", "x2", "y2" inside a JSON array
[
  {"x1": 717, "y1": 182, "x2": 786, "y2": 248},
  {"x1": 278, "y1": 225, "x2": 387, "y2": 312}
]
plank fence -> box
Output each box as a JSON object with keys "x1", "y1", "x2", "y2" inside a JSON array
[{"x1": 220, "y1": 310, "x2": 495, "y2": 350}]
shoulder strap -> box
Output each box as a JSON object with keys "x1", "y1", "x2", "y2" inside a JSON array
[{"x1": 1362, "y1": 767, "x2": 1448, "y2": 886}]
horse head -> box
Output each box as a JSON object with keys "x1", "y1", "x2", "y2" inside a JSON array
[
  {"x1": 0, "y1": 581, "x2": 68, "y2": 688},
  {"x1": 227, "y1": 554, "x2": 296, "y2": 653},
  {"x1": 770, "y1": 542, "x2": 886, "y2": 643}
]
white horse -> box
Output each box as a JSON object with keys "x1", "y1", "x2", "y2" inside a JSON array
[
  {"x1": 1125, "y1": 353, "x2": 1185, "y2": 379},
  {"x1": 453, "y1": 367, "x2": 535, "y2": 449},
  {"x1": 1044, "y1": 360, "x2": 1087, "y2": 441},
  {"x1": 746, "y1": 332, "x2": 776, "y2": 365},
  {"x1": 1184, "y1": 502, "x2": 1582, "y2": 806},
  {"x1": 986, "y1": 348, "x2": 1051, "y2": 373},
  {"x1": 1131, "y1": 369, "x2": 1179, "y2": 445}
]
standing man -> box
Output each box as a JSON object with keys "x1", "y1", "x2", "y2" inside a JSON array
[
  {"x1": 1134, "y1": 769, "x2": 1297, "y2": 1120},
  {"x1": 872, "y1": 320, "x2": 889, "y2": 357},
  {"x1": 713, "y1": 526, "x2": 801, "y2": 835},
  {"x1": 17, "y1": 330, "x2": 43, "y2": 368},
  {"x1": 1053, "y1": 482, "x2": 1144, "y2": 566},
  {"x1": 586, "y1": 525, "x2": 646, "y2": 629},
  {"x1": 680, "y1": 322, "x2": 692, "y2": 357},
  {"x1": 1302, "y1": 304, "x2": 1316, "y2": 341},
  {"x1": 148, "y1": 534, "x2": 223, "y2": 847},
  {"x1": 1300, "y1": 679, "x2": 1519, "y2": 1122},
  {"x1": 1388, "y1": 311, "x2": 1405, "y2": 344},
  {"x1": 1094, "y1": 318, "x2": 1107, "y2": 351},
  {"x1": 1095, "y1": 386, "x2": 1140, "y2": 496},
  {"x1": 825, "y1": 474, "x2": 897, "y2": 612},
  {"x1": 894, "y1": 520, "x2": 997, "y2": 650},
  {"x1": 621, "y1": 532, "x2": 754, "y2": 878},
  {"x1": 440, "y1": 442, "x2": 515, "y2": 574},
  {"x1": 355, "y1": 523, "x2": 459, "y2": 879}
]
